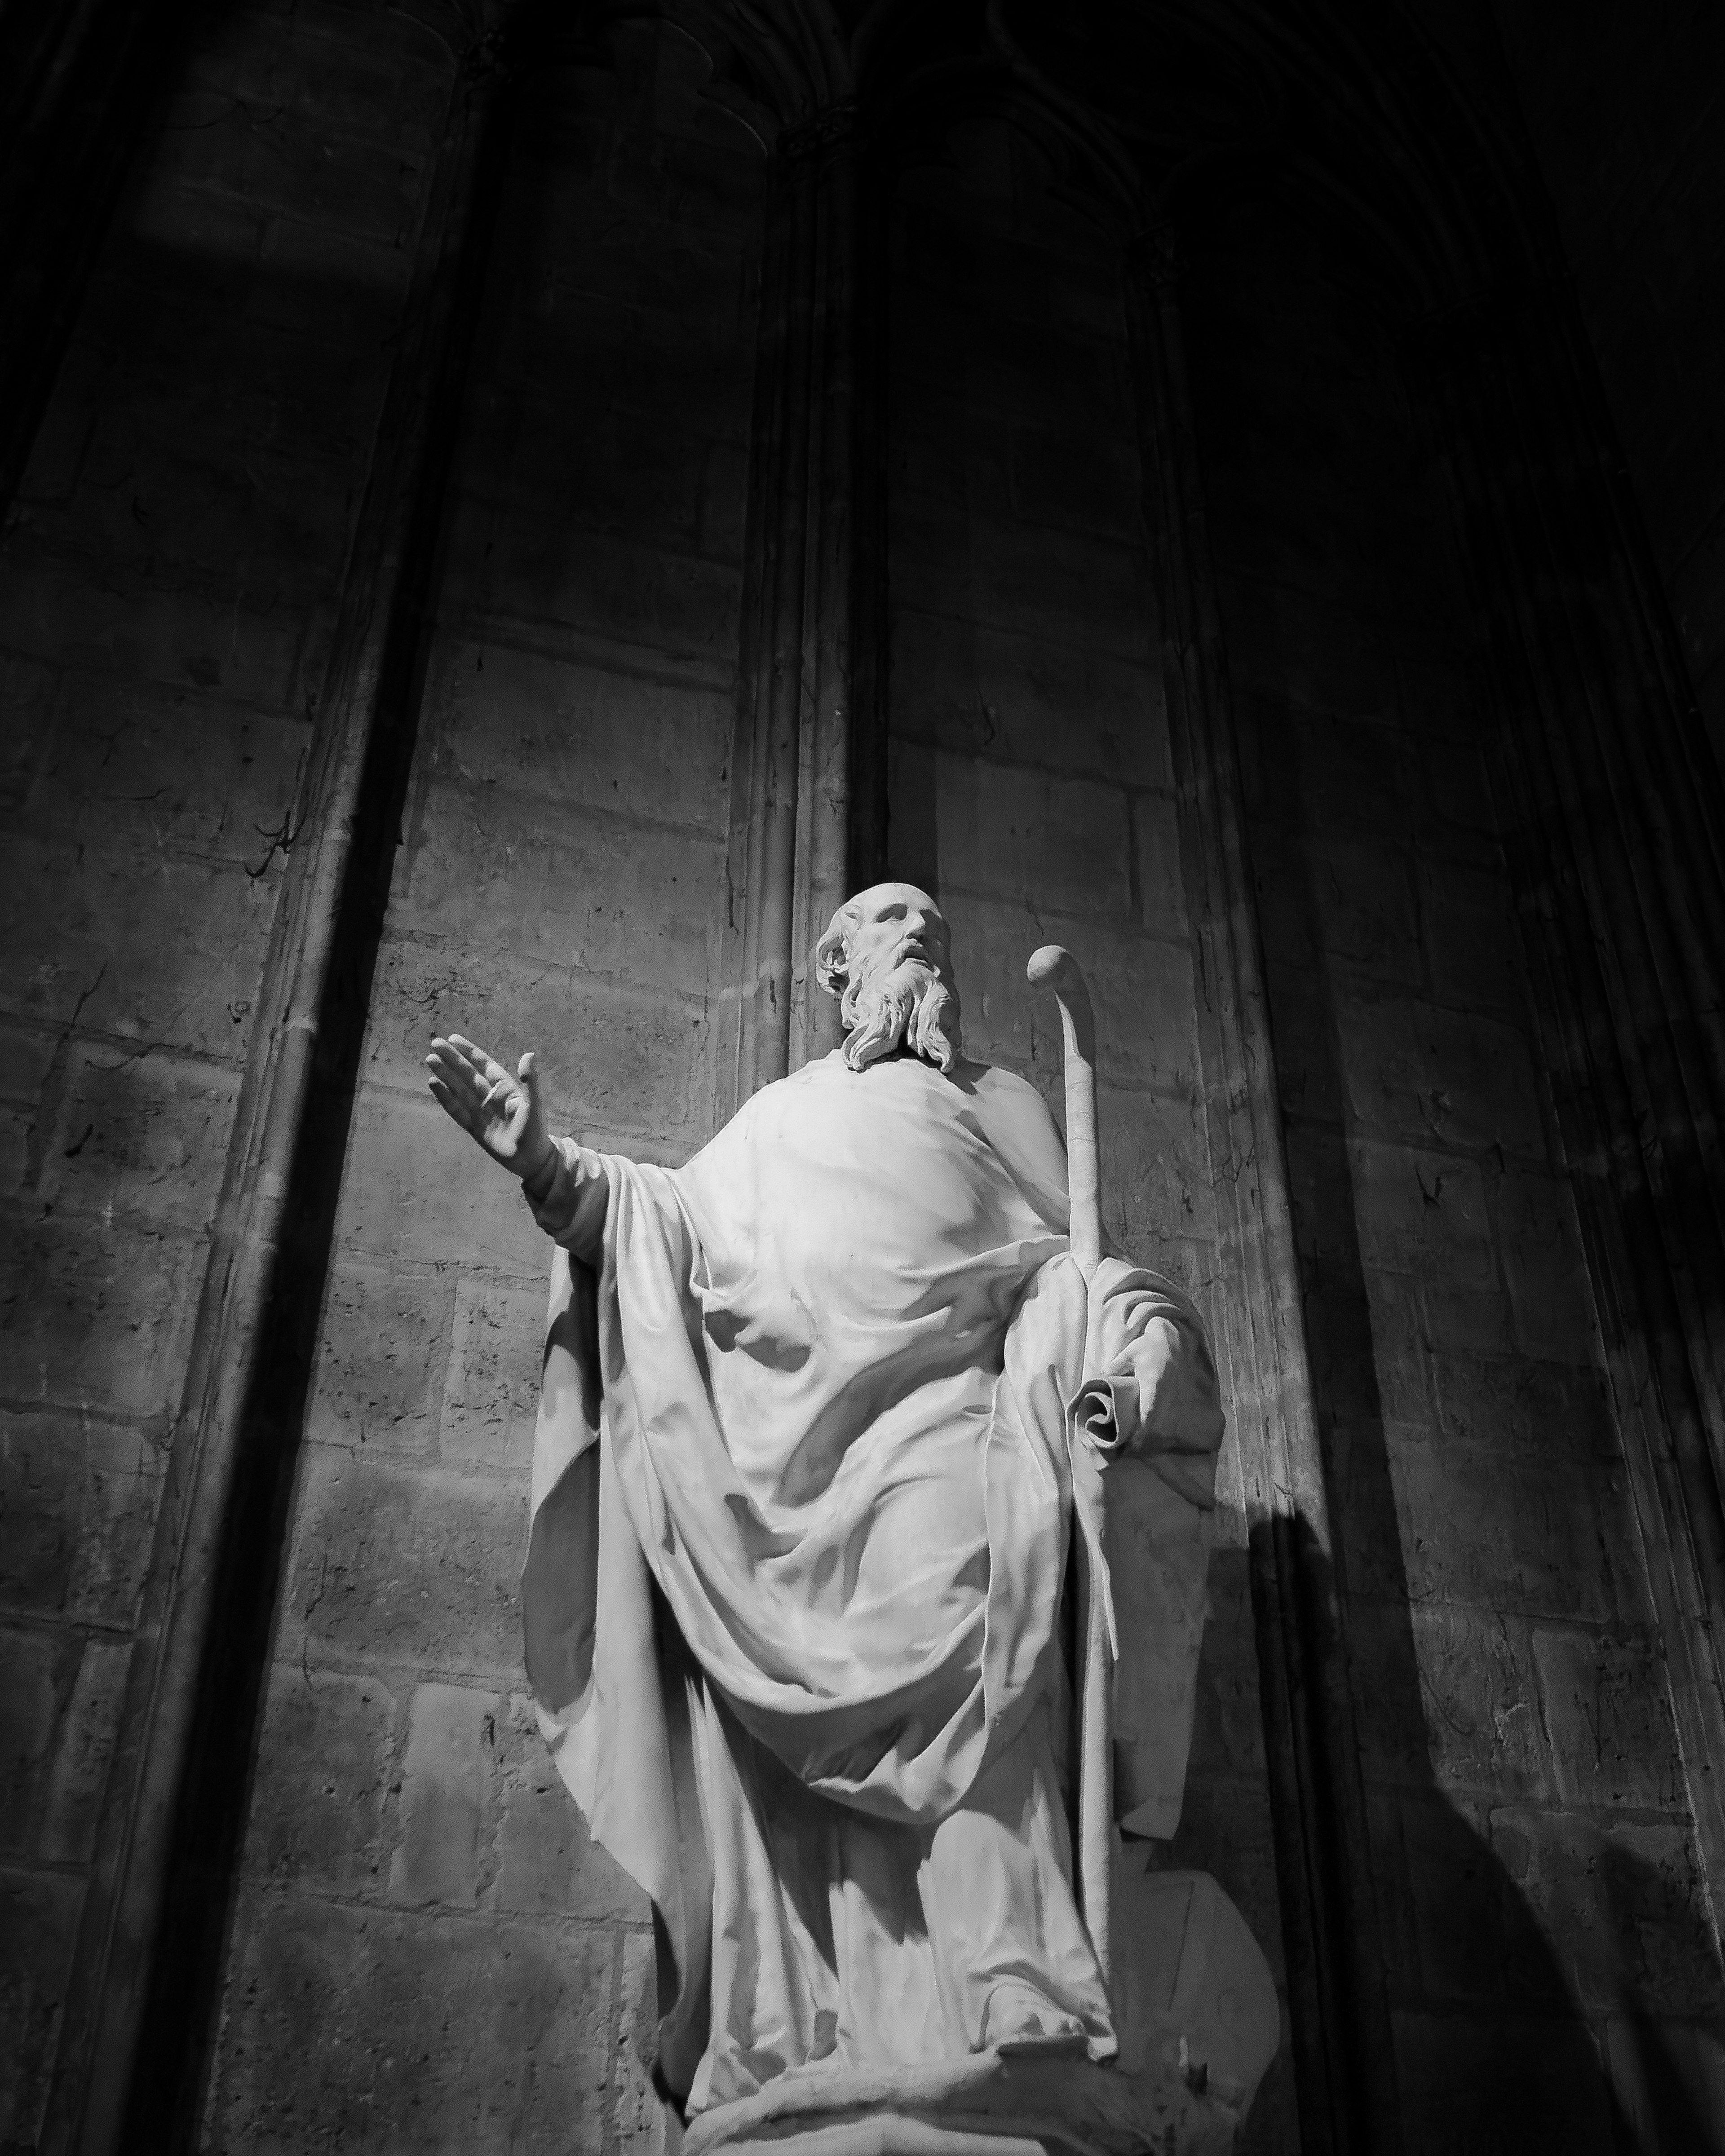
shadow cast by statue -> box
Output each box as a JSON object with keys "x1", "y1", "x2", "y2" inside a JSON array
[{"x1": 1242, "y1": 696, "x2": 1723, "y2": 2156}]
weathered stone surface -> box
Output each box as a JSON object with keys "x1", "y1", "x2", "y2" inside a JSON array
[
  {"x1": 209, "y1": 1895, "x2": 617, "y2": 2156},
  {"x1": 0, "y1": 1629, "x2": 60, "y2": 1857},
  {"x1": 1490, "y1": 1169, "x2": 1600, "y2": 1364},
  {"x1": 1334, "y1": 994, "x2": 1547, "y2": 1159},
  {"x1": 1349, "y1": 1140, "x2": 1496, "y2": 1288},
  {"x1": 443, "y1": 515, "x2": 745, "y2": 662},
  {"x1": 931, "y1": 755, "x2": 1135, "y2": 920},
  {"x1": 1357, "y1": 1272, "x2": 1437, "y2": 1425},
  {"x1": 305, "y1": 1256, "x2": 456, "y2": 1459},
  {"x1": 1132, "y1": 791, "x2": 1187, "y2": 940},
  {"x1": 0, "y1": 1413, "x2": 164, "y2": 1626},
  {"x1": 0, "y1": 839, "x2": 280, "y2": 1056},
  {"x1": 389, "y1": 1681, "x2": 500, "y2": 1910},
  {"x1": 37, "y1": 1046, "x2": 242, "y2": 1229},
  {"x1": 281, "y1": 1451, "x2": 528, "y2": 1682},
  {"x1": 0, "y1": 1867, "x2": 84, "y2": 2150},
  {"x1": 425, "y1": 641, "x2": 732, "y2": 831},
  {"x1": 399, "y1": 781, "x2": 725, "y2": 998},
  {"x1": 1531, "y1": 1627, "x2": 1686, "y2": 1813},
  {"x1": 1415, "y1": 1269, "x2": 1517, "y2": 1361},
  {"x1": 39, "y1": 1638, "x2": 131, "y2": 1866},
  {"x1": 489, "y1": 1693, "x2": 645, "y2": 1923},
  {"x1": 367, "y1": 939, "x2": 713, "y2": 1150},
  {"x1": 245, "y1": 1665, "x2": 397, "y2": 1897},
  {"x1": 28, "y1": 682, "x2": 307, "y2": 864},
  {"x1": 1491, "y1": 1808, "x2": 1724, "y2": 2019},
  {"x1": 439, "y1": 1275, "x2": 544, "y2": 1478},
  {"x1": 1095, "y1": 1087, "x2": 1218, "y2": 1257},
  {"x1": 614, "y1": 1923, "x2": 671, "y2": 2151},
  {"x1": 0, "y1": 1211, "x2": 202, "y2": 1419},
  {"x1": 0, "y1": 654, "x2": 58, "y2": 809},
  {"x1": 332, "y1": 1089, "x2": 545, "y2": 1276},
  {"x1": 889, "y1": 609, "x2": 1170, "y2": 789},
  {"x1": 1429, "y1": 1351, "x2": 1619, "y2": 1463},
  {"x1": 1388, "y1": 1437, "x2": 1647, "y2": 1625},
  {"x1": 891, "y1": 503, "x2": 1151, "y2": 662},
  {"x1": 1406, "y1": 1604, "x2": 1548, "y2": 1801},
  {"x1": 0, "y1": 545, "x2": 325, "y2": 716}
]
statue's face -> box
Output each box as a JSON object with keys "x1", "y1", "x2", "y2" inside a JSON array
[{"x1": 843, "y1": 884, "x2": 955, "y2": 999}]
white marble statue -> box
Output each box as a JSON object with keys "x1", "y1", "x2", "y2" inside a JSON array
[{"x1": 427, "y1": 884, "x2": 1268, "y2": 2153}]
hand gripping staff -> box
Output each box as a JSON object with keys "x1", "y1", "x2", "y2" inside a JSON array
[{"x1": 1026, "y1": 944, "x2": 1115, "y2": 1989}]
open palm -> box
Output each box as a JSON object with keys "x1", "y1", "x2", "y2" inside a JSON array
[{"x1": 425, "y1": 1033, "x2": 553, "y2": 1182}]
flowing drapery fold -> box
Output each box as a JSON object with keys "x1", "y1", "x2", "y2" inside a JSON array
[{"x1": 518, "y1": 1052, "x2": 1224, "y2": 2099}]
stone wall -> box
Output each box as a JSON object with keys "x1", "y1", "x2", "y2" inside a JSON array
[
  {"x1": 1496, "y1": 0, "x2": 1725, "y2": 772},
  {"x1": 0, "y1": 4, "x2": 458, "y2": 2143},
  {"x1": 200, "y1": 24, "x2": 765, "y2": 2152},
  {"x1": 883, "y1": 118, "x2": 1295, "y2": 2152},
  {"x1": 5, "y1": 6, "x2": 1724, "y2": 2153},
  {"x1": 1185, "y1": 187, "x2": 1725, "y2": 2150}
]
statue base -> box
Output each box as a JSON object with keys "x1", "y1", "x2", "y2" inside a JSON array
[
  {"x1": 672, "y1": 1869, "x2": 1278, "y2": 2156},
  {"x1": 679, "y1": 2049, "x2": 1239, "y2": 2156}
]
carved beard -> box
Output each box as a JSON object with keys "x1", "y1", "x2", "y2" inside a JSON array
[{"x1": 840, "y1": 956, "x2": 962, "y2": 1074}]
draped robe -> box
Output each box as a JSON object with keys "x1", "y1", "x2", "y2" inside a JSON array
[{"x1": 518, "y1": 1048, "x2": 1224, "y2": 2114}]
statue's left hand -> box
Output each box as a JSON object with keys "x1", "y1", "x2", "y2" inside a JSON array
[{"x1": 425, "y1": 1034, "x2": 555, "y2": 1184}]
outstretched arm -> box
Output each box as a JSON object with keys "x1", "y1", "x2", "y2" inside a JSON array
[
  {"x1": 425, "y1": 1034, "x2": 555, "y2": 1190},
  {"x1": 425, "y1": 1034, "x2": 608, "y2": 1259}
]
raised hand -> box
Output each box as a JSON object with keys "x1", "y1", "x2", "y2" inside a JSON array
[{"x1": 425, "y1": 1034, "x2": 555, "y2": 1183}]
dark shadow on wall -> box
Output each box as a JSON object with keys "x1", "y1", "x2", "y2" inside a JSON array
[
  {"x1": 1243, "y1": 716, "x2": 1716, "y2": 2156},
  {"x1": 1167, "y1": 158, "x2": 1725, "y2": 2154},
  {"x1": 99, "y1": 41, "x2": 522, "y2": 2148}
]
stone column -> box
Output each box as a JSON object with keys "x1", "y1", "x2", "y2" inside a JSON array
[
  {"x1": 39, "y1": 18, "x2": 519, "y2": 2152},
  {"x1": 731, "y1": 98, "x2": 866, "y2": 1097},
  {"x1": 1124, "y1": 223, "x2": 1405, "y2": 2156},
  {"x1": 1433, "y1": 282, "x2": 1725, "y2": 1935}
]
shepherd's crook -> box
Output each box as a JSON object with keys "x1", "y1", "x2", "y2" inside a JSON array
[
  {"x1": 1027, "y1": 946, "x2": 1101, "y2": 1277},
  {"x1": 1027, "y1": 942, "x2": 1112, "y2": 1985}
]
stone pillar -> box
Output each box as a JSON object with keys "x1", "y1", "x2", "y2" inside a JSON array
[
  {"x1": 1433, "y1": 281, "x2": 1725, "y2": 1936},
  {"x1": 732, "y1": 98, "x2": 865, "y2": 1096},
  {"x1": 1124, "y1": 224, "x2": 1405, "y2": 2156},
  {"x1": 38, "y1": 19, "x2": 518, "y2": 2152}
]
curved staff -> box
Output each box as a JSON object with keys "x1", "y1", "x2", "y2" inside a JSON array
[
  {"x1": 1027, "y1": 943, "x2": 1112, "y2": 1984},
  {"x1": 1027, "y1": 945, "x2": 1101, "y2": 1277}
]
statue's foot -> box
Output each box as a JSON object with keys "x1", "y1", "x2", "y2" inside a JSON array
[{"x1": 978, "y1": 1982, "x2": 1091, "y2": 2059}]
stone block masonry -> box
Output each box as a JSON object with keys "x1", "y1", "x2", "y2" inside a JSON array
[
  {"x1": 0, "y1": 2, "x2": 463, "y2": 2142},
  {"x1": 1187, "y1": 180, "x2": 1725, "y2": 2143}
]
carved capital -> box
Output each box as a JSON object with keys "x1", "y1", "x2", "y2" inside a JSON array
[
  {"x1": 779, "y1": 99, "x2": 857, "y2": 165},
  {"x1": 1131, "y1": 219, "x2": 1181, "y2": 297}
]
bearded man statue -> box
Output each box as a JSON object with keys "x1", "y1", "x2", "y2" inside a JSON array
[{"x1": 426, "y1": 884, "x2": 1240, "y2": 2151}]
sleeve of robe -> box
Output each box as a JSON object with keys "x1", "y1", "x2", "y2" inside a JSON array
[
  {"x1": 518, "y1": 1135, "x2": 713, "y2": 2098},
  {"x1": 1073, "y1": 1261, "x2": 1226, "y2": 1842}
]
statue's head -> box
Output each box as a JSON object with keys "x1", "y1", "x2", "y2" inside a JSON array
[{"x1": 815, "y1": 882, "x2": 964, "y2": 1074}]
